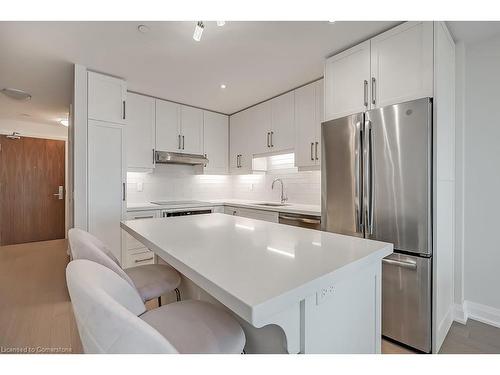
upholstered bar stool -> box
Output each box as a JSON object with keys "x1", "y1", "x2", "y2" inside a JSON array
[
  {"x1": 66, "y1": 259, "x2": 246, "y2": 354},
  {"x1": 68, "y1": 228, "x2": 181, "y2": 306}
]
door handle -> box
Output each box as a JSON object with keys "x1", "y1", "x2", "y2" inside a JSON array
[
  {"x1": 363, "y1": 80, "x2": 368, "y2": 107},
  {"x1": 371, "y1": 77, "x2": 376, "y2": 106},
  {"x1": 310, "y1": 142, "x2": 314, "y2": 161},
  {"x1": 182, "y1": 135, "x2": 185, "y2": 150},
  {"x1": 382, "y1": 258, "x2": 417, "y2": 270},
  {"x1": 267, "y1": 132, "x2": 270, "y2": 148},
  {"x1": 315, "y1": 141, "x2": 319, "y2": 160},
  {"x1": 178, "y1": 134, "x2": 181, "y2": 149},
  {"x1": 53, "y1": 185, "x2": 64, "y2": 200},
  {"x1": 122, "y1": 182, "x2": 126, "y2": 201},
  {"x1": 363, "y1": 120, "x2": 374, "y2": 235},
  {"x1": 354, "y1": 121, "x2": 363, "y2": 233},
  {"x1": 152, "y1": 148, "x2": 155, "y2": 165},
  {"x1": 122, "y1": 100, "x2": 126, "y2": 120}
]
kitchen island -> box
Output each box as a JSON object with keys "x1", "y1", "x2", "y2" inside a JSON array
[{"x1": 121, "y1": 213, "x2": 392, "y2": 354}]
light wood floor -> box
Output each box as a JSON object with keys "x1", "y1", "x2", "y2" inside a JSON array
[
  {"x1": 2, "y1": 239, "x2": 500, "y2": 354},
  {"x1": 0, "y1": 239, "x2": 82, "y2": 353}
]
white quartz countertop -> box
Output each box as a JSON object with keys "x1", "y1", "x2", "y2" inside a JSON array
[
  {"x1": 121, "y1": 213, "x2": 392, "y2": 324},
  {"x1": 127, "y1": 199, "x2": 321, "y2": 216}
]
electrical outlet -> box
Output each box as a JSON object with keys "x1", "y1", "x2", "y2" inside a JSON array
[
  {"x1": 137, "y1": 182, "x2": 143, "y2": 192},
  {"x1": 316, "y1": 285, "x2": 335, "y2": 305}
]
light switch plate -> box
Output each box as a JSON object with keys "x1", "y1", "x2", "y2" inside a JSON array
[{"x1": 137, "y1": 182, "x2": 143, "y2": 192}]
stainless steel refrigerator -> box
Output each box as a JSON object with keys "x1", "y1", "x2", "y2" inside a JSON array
[{"x1": 321, "y1": 97, "x2": 432, "y2": 353}]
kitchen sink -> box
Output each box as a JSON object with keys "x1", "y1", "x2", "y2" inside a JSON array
[{"x1": 256, "y1": 202, "x2": 290, "y2": 207}]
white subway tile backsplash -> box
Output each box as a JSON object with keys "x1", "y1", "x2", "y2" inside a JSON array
[{"x1": 127, "y1": 164, "x2": 320, "y2": 206}]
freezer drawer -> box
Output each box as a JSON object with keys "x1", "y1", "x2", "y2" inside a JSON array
[{"x1": 382, "y1": 253, "x2": 431, "y2": 353}]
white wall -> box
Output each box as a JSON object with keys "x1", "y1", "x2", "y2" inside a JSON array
[
  {"x1": 0, "y1": 118, "x2": 67, "y2": 140},
  {"x1": 462, "y1": 32, "x2": 500, "y2": 314}
]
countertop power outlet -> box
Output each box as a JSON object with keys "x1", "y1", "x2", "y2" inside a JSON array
[{"x1": 316, "y1": 285, "x2": 335, "y2": 305}]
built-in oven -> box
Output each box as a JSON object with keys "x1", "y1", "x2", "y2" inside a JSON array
[
  {"x1": 161, "y1": 209, "x2": 212, "y2": 217},
  {"x1": 278, "y1": 213, "x2": 321, "y2": 230}
]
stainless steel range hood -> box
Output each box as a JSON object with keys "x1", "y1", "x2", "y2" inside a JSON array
[{"x1": 155, "y1": 151, "x2": 208, "y2": 166}]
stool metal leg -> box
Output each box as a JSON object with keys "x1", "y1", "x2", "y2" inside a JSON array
[{"x1": 175, "y1": 288, "x2": 181, "y2": 301}]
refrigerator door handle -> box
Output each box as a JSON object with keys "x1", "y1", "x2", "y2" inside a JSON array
[
  {"x1": 364, "y1": 120, "x2": 374, "y2": 235},
  {"x1": 382, "y1": 258, "x2": 417, "y2": 270},
  {"x1": 354, "y1": 121, "x2": 363, "y2": 232}
]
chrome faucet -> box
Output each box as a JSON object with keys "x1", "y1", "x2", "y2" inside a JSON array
[{"x1": 272, "y1": 178, "x2": 288, "y2": 204}]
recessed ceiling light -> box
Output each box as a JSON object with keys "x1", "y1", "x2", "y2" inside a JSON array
[
  {"x1": 216, "y1": 21, "x2": 226, "y2": 27},
  {"x1": 59, "y1": 119, "x2": 69, "y2": 127},
  {"x1": 220, "y1": 84, "x2": 227, "y2": 89},
  {"x1": 328, "y1": 21, "x2": 336, "y2": 23},
  {"x1": 193, "y1": 21, "x2": 204, "y2": 42},
  {"x1": 137, "y1": 24, "x2": 150, "y2": 33},
  {"x1": 1, "y1": 88, "x2": 32, "y2": 101}
]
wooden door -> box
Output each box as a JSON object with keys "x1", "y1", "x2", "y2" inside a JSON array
[
  {"x1": 324, "y1": 40, "x2": 371, "y2": 121},
  {"x1": 0, "y1": 135, "x2": 65, "y2": 245}
]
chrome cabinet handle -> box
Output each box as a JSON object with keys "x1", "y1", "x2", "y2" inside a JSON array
[
  {"x1": 152, "y1": 148, "x2": 155, "y2": 164},
  {"x1": 382, "y1": 258, "x2": 417, "y2": 270},
  {"x1": 310, "y1": 142, "x2": 314, "y2": 161},
  {"x1": 178, "y1": 134, "x2": 181, "y2": 149},
  {"x1": 315, "y1": 141, "x2": 319, "y2": 160},
  {"x1": 371, "y1": 77, "x2": 376, "y2": 105},
  {"x1": 122, "y1": 100, "x2": 126, "y2": 120},
  {"x1": 267, "y1": 132, "x2": 270, "y2": 148},
  {"x1": 134, "y1": 215, "x2": 154, "y2": 219},
  {"x1": 270, "y1": 131, "x2": 274, "y2": 147},
  {"x1": 135, "y1": 256, "x2": 154, "y2": 263},
  {"x1": 363, "y1": 80, "x2": 368, "y2": 107},
  {"x1": 122, "y1": 182, "x2": 126, "y2": 201},
  {"x1": 182, "y1": 135, "x2": 185, "y2": 150}
]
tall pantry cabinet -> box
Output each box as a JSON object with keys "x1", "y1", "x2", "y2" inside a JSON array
[{"x1": 73, "y1": 69, "x2": 127, "y2": 262}]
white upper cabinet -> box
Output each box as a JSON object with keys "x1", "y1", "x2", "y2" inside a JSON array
[
  {"x1": 246, "y1": 101, "x2": 272, "y2": 155},
  {"x1": 155, "y1": 99, "x2": 181, "y2": 152},
  {"x1": 126, "y1": 93, "x2": 155, "y2": 170},
  {"x1": 203, "y1": 111, "x2": 228, "y2": 174},
  {"x1": 370, "y1": 21, "x2": 433, "y2": 108},
  {"x1": 270, "y1": 91, "x2": 295, "y2": 152},
  {"x1": 229, "y1": 110, "x2": 252, "y2": 174},
  {"x1": 295, "y1": 79, "x2": 324, "y2": 169},
  {"x1": 180, "y1": 106, "x2": 203, "y2": 154},
  {"x1": 87, "y1": 71, "x2": 127, "y2": 125},
  {"x1": 324, "y1": 41, "x2": 371, "y2": 121}
]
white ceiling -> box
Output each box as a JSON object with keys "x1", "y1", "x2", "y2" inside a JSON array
[
  {"x1": 2, "y1": 21, "x2": 500, "y2": 128},
  {"x1": 0, "y1": 21, "x2": 399, "y2": 126}
]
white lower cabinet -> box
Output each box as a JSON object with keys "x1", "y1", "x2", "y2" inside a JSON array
[
  {"x1": 224, "y1": 206, "x2": 279, "y2": 223},
  {"x1": 122, "y1": 210, "x2": 159, "y2": 269},
  {"x1": 88, "y1": 119, "x2": 125, "y2": 263}
]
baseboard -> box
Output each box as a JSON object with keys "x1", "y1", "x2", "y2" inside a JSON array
[
  {"x1": 453, "y1": 300, "x2": 500, "y2": 328},
  {"x1": 436, "y1": 305, "x2": 454, "y2": 352},
  {"x1": 453, "y1": 303, "x2": 468, "y2": 324}
]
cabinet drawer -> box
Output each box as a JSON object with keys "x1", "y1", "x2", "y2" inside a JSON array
[
  {"x1": 128, "y1": 251, "x2": 155, "y2": 267},
  {"x1": 224, "y1": 206, "x2": 279, "y2": 223}
]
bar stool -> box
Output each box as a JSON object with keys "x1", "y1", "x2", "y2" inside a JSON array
[
  {"x1": 66, "y1": 259, "x2": 246, "y2": 354},
  {"x1": 68, "y1": 228, "x2": 181, "y2": 305}
]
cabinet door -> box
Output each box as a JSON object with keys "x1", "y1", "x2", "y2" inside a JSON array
[
  {"x1": 247, "y1": 101, "x2": 272, "y2": 155},
  {"x1": 370, "y1": 21, "x2": 433, "y2": 108},
  {"x1": 294, "y1": 83, "x2": 316, "y2": 168},
  {"x1": 314, "y1": 79, "x2": 324, "y2": 165},
  {"x1": 180, "y1": 106, "x2": 203, "y2": 154},
  {"x1": 203, "y1": 111, "x2": 228, "y2": 174},
  {"x1": 155, "y1": 100, "x2": 181, "y2": 152},
  {"x1": 88, "y1": 120, "x2": 125, "y2": 263},
  {"x1": 88, "y1": 72, "x2": 127, "y2": 125},
  {"x1": 324, "y1": 41, "x2": 371, "y2": 121},
  {"x1": 229, "y1": 110, "x2": 252, "y2": 173},
  {"x1": 270, "y1": 91, "x2": 295, "y2": 152},
  {"x1": 126, "y1": 93, "x2": 155, "y2": 169}
]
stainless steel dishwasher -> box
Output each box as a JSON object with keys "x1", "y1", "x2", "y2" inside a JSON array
[{"x1": 278, "y1": 213, "x2": 321, "y2": 230}]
